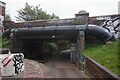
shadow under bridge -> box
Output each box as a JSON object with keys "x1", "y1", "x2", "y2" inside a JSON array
[{"x1": 10, "y1": 25, "x2": 86, "y2": 59}]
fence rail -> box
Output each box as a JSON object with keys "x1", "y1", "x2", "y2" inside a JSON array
[{"x1": 77, "y1": 54, "x2": 120, "y2": 79}]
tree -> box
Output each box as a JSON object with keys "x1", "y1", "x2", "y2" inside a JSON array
[
  {"x1": 16, "y1": 3, "x2": 59, "y2": 21},
  {"x1": 5, "y1": 13, "x2": 12, "y2": 21}
]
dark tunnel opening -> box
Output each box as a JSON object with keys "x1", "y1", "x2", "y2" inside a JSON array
[
  {"x1": 11, "y1": 28, "x2": 80, "y2": 61},
  {"x1": 22, "y1": 39, "x2": 47, "y2": 60},
  {"x1": 21, "y1": 38, "x2": 72, "y2": 61}
]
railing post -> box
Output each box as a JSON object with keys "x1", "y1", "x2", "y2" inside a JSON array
[{"x1": 70, "y1": 44, "x2": 76, "y2": 63}]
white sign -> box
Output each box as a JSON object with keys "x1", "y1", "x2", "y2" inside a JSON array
[{"x1": 0, "y1": 53, "x2": 25, "y2": 76}]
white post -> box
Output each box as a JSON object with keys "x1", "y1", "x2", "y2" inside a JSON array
[{"x1": 0, "y1": 63, "x2": 2, "y2": 80}]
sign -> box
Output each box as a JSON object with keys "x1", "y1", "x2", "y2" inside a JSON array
[{"x1": 0, "y1": 53, "x2": 25, "y2": 76}]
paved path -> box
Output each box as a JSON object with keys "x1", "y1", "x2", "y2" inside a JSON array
[
  {"x1": 44, "y1": 52, "x2": 89, "y2": 78},
  {"x1": 3, "y1": 52, "x2": 89, "y2": 79}
]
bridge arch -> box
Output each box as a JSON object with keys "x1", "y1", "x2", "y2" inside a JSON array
[
  {"x1": 7, "y1": 25, "x2": 115, "y2": 61},
  {"x1": 10, "y1": 25, "x2": 85, "y2": 61}
]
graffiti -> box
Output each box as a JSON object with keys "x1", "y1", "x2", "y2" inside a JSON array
[
  {"x1": 13, "y1": 54, "x2": 24, "y2": 75},
  {"x1": 70, "y1": 44, "x2": 76, "y2": 63},
  {"x1": 1, "y1": 51, "x2": 12, "y2": 67},
  {"x1": 2, "y1": 55, "x2": 12, "y2": 67},
  {"x1": 96, "y1": 16, "x2": 111, "y2": 20},
  {"x1": 102, "y1": 17, "x2": 120, "y2": 34},
  {"x1": 3, "y1": 58, "x2": 12, "y2": 67},
  {"x1": 80, "y1": 54, "x2": 86, "y2": 67}
]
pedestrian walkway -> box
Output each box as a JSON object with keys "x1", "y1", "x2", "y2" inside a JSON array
[{"x1": 2, "y1": 52, "x2": 89, "y2": 79}]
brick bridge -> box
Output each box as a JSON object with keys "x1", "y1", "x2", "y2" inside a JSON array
[{"x1": 2, "y1": 12, "x2": 119, "y2": 79}]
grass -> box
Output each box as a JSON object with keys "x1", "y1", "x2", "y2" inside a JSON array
[
  {"x1": 84, "y1": 39, "x2": 119, "y2": 76},
  {"x1": 0, "y1": 36, "x2": 119, "y2": 76}
]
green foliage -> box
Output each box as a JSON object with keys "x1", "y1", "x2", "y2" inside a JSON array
[
  {"x1": 118, "y1": 38, "x2": 120, "y2": 76},
  {"x1": 0, "y1": 43, "x2": 1, "y2": 48},
  {"x1": 2, "y1": 37, "x2": 11, "y2": 48},
  {"x1": 41, "y1": 42, "x2": 58, "y2": 59},
  {"x1": 48, "y1": 43, "x2": 58, "y2": 50},
  {"x1": 85, "y1": 40, "x2": 119, "y2": 76},
  {"x1": 5, "y1": 13, "x2": 12, "y2": 21},
  {"x1": 16, "y1": 3, "x2": 59, "y2": 21},
  {"x1": 56, "y1": 40, "x2": 70, "y2": 51},
  {"x1": 42, "y1": 42, "x2": 57, "y2": 51}
]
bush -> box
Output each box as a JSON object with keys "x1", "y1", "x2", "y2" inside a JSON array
[{"x1": 2, "y1": 37, "x2": 11, "y2": 48}]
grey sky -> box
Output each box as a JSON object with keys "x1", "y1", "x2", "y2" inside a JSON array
[{"x1": 1, "y1": 0, "x2": 119, "y2": 22}]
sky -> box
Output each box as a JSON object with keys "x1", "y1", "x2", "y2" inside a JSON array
[{"x1": 1, "y1": 0, "x2": 120, "y2": 22}]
